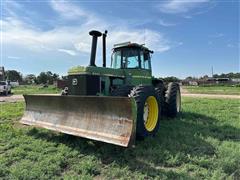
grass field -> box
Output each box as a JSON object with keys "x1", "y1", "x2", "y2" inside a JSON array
[
  {"x1": 182, "y1": 86, "x2": 240, "y2": 95},
  {"x1": 11, "y1": 85, "x2": 61, "y2": 95},
  {"x1": 0, "y1": 97, "x2": 239, "y2": 179}
]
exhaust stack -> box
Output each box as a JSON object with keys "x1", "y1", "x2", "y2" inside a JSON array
[
  {"x1": 102, "y1": 30, "x2": 107, "y2": 67},
  {"x1": 89, "y1": 30, "x2": 102, "y2": 66}
]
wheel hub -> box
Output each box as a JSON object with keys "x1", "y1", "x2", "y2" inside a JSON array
[{"x1": 143, "y1": 96, "x2": 159, "y2": 132}]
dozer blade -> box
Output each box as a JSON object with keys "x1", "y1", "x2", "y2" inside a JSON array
[{"x1": 20, "y1": 95, "x2": 136, "y2": 147}]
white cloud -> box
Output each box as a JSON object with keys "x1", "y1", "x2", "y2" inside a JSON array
[
  {"x1": 177, "y1": 42, "x2": 183, "y2": 46},
  {"x1": 208, "y1": 41, "x2": 213, "y2": 45},
  {"x1": 158, "y1": 19, "x2": 177, "y2": 27},
  {"x1": 210, "y1": 33, "x2": 224, "y2": 38},
  {"x1": 7, "y1": 56, "x2": 21, "y2": 60},
  {"x1": 157, "y1": 0, "x2": 210, "y2": 14},
  {"x1": 108, "y1": 29, "x2": 171, "y2": 52},
  {"x1": 2, "y1": 0, "x2": 173, "y2": 64},
  {"x1": 50, "y1": 0, "x2": 88, "y2": 20},
  {"x1": 74, "y1": 42, "x2": 91, "y2": 53},
  {"x1": 227, "y1": 43, "x2": 235, "y2": 48},
  {"x1": 58, "y1": 49, "x2": 77, "y2": 56},
  {"x1": 49, "y1": 0, "x2": 104, "y2": 27}
]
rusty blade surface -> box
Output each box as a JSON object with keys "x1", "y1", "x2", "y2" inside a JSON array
[{"x1": 20, "y1": 95, "x2": 136, "y2": 147}]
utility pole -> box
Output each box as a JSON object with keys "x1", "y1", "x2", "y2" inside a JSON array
[
  {"x1": 211, "y1": 66, "x2": 214, "y2": 78},
  {"x1": 144, "y1": 28, "x2": 146, "y2": 45}
]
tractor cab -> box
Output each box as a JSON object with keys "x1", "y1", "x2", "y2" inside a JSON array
[{"x1": 111, "y1": 42, "x2": 154, "y2": 70}]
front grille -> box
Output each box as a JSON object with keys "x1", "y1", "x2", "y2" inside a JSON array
[{"x1": 68, "y1": 74, "x2": 100, "y2": 95}]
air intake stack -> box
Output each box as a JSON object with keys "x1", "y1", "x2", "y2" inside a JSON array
[{"x1": 102, "y1": 30, "x2": 107, "y2": 67}]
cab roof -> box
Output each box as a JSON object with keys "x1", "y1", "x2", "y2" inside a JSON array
[{"x1": 113, "y1": 42, "x2": 154, "y2": 53}]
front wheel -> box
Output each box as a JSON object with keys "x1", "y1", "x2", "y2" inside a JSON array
[{"x1": 130, "y1": 85, "x2": 162, "y2": 138}]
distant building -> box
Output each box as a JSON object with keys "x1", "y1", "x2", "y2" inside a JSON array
[
  {"x1": 0, "y1": 67, "x2": 5, "y2": 81},
  {"x1": 189, "y1": 81, "x2": 198, "y2": 86},
  {"x1": 182, "y1": 77, "x2": 239, "y2": 86},
  {"x1": 231, "y1": 78, "x2": 240, "y2": 83},
  {"x1": 53, "y1": 80, "x2": 67, "y2": 89}
]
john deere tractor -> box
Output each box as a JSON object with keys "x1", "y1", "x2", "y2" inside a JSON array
[{"x1": 21, "y1": 30, "x2": 181, "y2": 147}]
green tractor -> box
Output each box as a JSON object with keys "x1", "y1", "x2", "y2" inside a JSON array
[{"x1": 21, "y1": 30, "x2": 181, "y2": 147}]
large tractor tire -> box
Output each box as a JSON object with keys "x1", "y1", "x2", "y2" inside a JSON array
[
  {"x1": 155, "y1": 82, "x2": 166, "y2": 116},
  {"x1": 164, "y1": 82, "x2": 181, "y2": 117},
  {"x1": 111, "y1": 85, "x2": 133, "y2": 97},
  {"x1": 130, "y1": 85, "x2": 161, "y2": 138}
]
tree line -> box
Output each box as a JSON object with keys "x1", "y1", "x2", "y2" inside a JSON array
[
  {"x1": 5, "y1": 70, "x2": 240, "y2": 84},
  {"x1": 213, "y1": 72, "x2": 240, "y2": 79},
  {"x1": 158, "y1": 72, "x2": 240, "y2": 82},
  {"x1": 5, "y1": 70, "x2": 61, "y2": 84},
  {"x1": 183, "y1": 73, "x2": 240, "y2": 81}
]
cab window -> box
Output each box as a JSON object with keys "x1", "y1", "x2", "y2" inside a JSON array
[
  {"x1": 122, "y1": 49, "x2": 139, "y2": 68},
  {"x1": 111, "y1": 50, "x2": 121, "y2": 69},
  {"x1": 140, "y1": 51, "x2": 151, "y2": 70}
]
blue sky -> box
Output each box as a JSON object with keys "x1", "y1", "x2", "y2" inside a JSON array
[{"x1": 1, "y1": 0, "x2": 239, "y2": 78}]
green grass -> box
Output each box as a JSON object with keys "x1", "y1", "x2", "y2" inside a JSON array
[
  {"x1": 12, "y1": 85, "x2": 61, "y2": 95},
  {"x1": 0, "y1": 98, "x2": 240, "y2": 179},
  {"x1": 183, "y1": 86, "x2": 240, "y2": 95}
]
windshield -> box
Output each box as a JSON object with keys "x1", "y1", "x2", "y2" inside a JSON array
[
  {"x1": 111, "y1": 48, "x2": 141, "y2": 69},
  {"x1": 122, "y1": 49, "x2": 139, "y2": 68},
  {"x1": 0, "y1": 81, "x2": 6, "y2": 85}
]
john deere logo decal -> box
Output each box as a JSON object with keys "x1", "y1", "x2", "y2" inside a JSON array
[{"x1": 72, "y1": 78, "x2": 78, "y2": 85}]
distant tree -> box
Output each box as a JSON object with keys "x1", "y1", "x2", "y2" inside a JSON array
[
  {"x1": 163, "y1": 76, "x2": 180, "y2": 82},
  {"x1": 213, "y1": 72, "x2": 240, "y2": 79},
  {"x1": 52, "y1": 73, "x2": 59, "y2": 82},
  {"x1": 24, "y1": 74, "x2": 37, "y2": 84},
  {"x1": 220, "y1": 73, "x2": 226, "y2": 78},
  {"x1": 200, "y1": 75, "x2": 209, "y2": 80},
  {"x1": 5, "y1": 70, "x2": 23, "y2": 82},
  {"x1": 227, "y1": 72, "x2": 240, "y2": 78},
  {"x1": 185, "y1": 76, "x2": 193, "y2": 80},
  {"x1": 37, "y1": 72, "x2": 48, "y2": 84},
  {"x1": 37, "y1": 71, "x2": 59, "y2": 84},
  {"x1": 61, "y1": 76, "x2": 68, "y2": 80},
  {"x1": 184, "y1": 76, "x2": 198, "y2": 81},
  {"x1": 46, "y1": 71, "x2": 53, "y2": 84}
]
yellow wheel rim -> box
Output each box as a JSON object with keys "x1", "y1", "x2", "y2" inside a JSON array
[{"x1": 143, "y1": 96, "x2": 159, "y2": 132}]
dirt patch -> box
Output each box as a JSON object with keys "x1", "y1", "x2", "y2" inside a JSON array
[
  {"x1": 180, "y1": 87, "x2": 189, "y2": 93},
  {"x1": 182, "y1": 93, "x2": 240, "y2": 99},
  {"x1": 0, "y1": 93, "x2": 239, "y2": 103},
  {"x1": 0, "y1": 95, "x2": 24, "y2": 103}
]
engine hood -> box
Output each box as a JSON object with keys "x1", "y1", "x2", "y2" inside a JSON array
[{"x1": 68, "y1": 66, "x2": 125, "y2": 78}]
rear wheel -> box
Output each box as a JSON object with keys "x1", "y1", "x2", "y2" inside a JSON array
[
  {"x1": 155, "y1": 83, "x2": 165, "y2": 116},
  {"x1": 164, "y1": 82, "x2": 181, "y2": 117},
  {"x1": 130, "y1": 85, "x2": 161, "y2": 138}
]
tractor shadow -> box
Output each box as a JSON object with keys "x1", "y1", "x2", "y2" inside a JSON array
[{"x1": 27, "y1": 111, "x2": 240, "y2": 179}]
